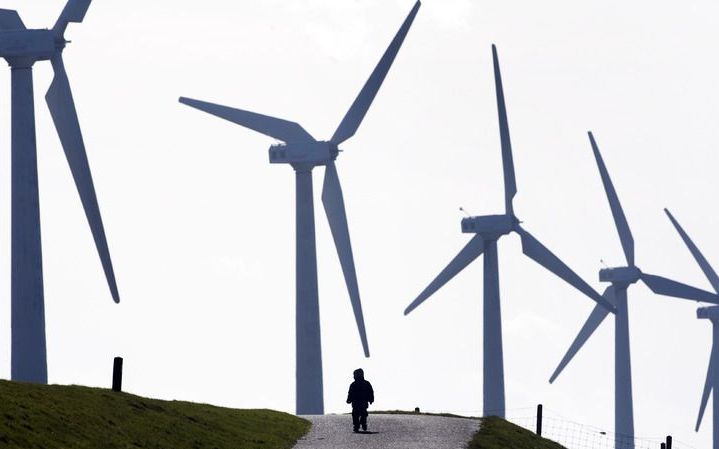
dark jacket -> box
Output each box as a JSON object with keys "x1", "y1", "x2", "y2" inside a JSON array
[{"x1": 346, "y1": 379, "x2": 374, "y2": 409}]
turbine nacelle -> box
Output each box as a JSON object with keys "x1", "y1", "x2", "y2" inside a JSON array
[
  {"x1": 461, "y1": 214, "x2": 516, "y2": 239},
  {"x1": 0, "y1": 30, "x2": 58, "y2": 63},
  {"x1": 698, "y1": 306, "x2": 719, "y2": 321},
  {"x1": 268, "y1": 141, "x2": 339, "y2": 167},
  {"x1": 599, "y1": 266, "x2": 641, "y2": 284}
]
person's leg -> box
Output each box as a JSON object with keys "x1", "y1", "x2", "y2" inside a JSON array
[
  {"x1": 352, "y1": 408, "x2": 360, "y2": 432},
  {"x1": 360, "y1": 409, "x2": 368, "y2": 430}
]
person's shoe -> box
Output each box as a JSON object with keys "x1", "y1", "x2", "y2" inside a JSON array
[
  {"x1": 353, "y1": 426, "x2": 359, "y2": 433},
  {"x1": 361, "y1": 423, "x2": 367, "y2": 431}
]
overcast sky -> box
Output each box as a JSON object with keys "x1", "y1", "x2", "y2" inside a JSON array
[{"x1": 0, "y1": 0, "x2": 718, "y2": 447}]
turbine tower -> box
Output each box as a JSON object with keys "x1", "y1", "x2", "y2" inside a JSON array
[
  {"x1": 663, "y1": 209, "x2": 719, "y2": 449},
  {"x1": 549, "y1": 134, "x2": 717, "y2": 449},
  {"x1": 179, "y1": 1, "x2": 420, "y2": 414},
  {"x1": 0, "y1": 0, "x2": 120, "y2": 384},
  {"x1": 696, "y1": 306, "x2": 719, "y2": 449},
  {"x1": 403, "y1": 46, "x2": 616, "y2": 418}
]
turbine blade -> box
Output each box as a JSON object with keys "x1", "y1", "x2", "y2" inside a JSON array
[
  {"x1": 641, "y1": 273, "x2": 719, "y2": 304},
  {"x1": 492, "y1": 45, "x2": 517, "y2": 216},
  {"x1": 550, "y1": 285, "x2": 615, "y2": 383},
  {"x1": 53, "y1": 0, "x2": 91, "y2": 35},
  {"x1": 697, "y1": 347, "x2": 716, "y2": 431},
  {"x1": 0, "y1": 9, "x2": 25, "y2": 30},
  {"x1": 515, "y1": 225, "x2": 615, "y2": 312},
  {"x1": 588, "y1": 132, "x2": 634, "y2": 266},
  {"x1": 179, "y1": 97, "x2": 315, "y2": 143},
  {"x1": 45, "y1": 55, "x2": 119, "y2": 303},
  {"x1": 330, "y1": 1, "x2": 421, "y2": 145},
  {"x1": 321, "y1": 162, "x2": 369, "y2": 357},
  {"x1": 404, "y1": 235, "x2": 484, "y2": 315},
  {"x1": 665, "y1": 208, "x2": 719, "y2": 293}
]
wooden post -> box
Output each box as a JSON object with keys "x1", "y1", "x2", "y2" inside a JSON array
[
  {"x1": 112, "y1": 357, "x2": 123, "y2": 392},
  {"x1": 666, "y1": 435, "x2": 672, "y2": 449},
  {"x1": 536, "y1": 404, "x2": 543, "y2": 436}
]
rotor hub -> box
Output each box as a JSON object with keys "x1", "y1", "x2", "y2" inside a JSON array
[{"x1": 54, "y1": 36, "x2": 68, "y2": 51}]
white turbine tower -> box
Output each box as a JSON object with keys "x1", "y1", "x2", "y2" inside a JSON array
[
  {"x1": 179, "y1": 1, "x2": 421, "y2": 414},
  {"x1": 549, "y1": 135, "x2": 717, "y2": 449},
  {"x1": 404, "y1": 46, "x2": 616, "y2": 418},
  {"x1": 0, "y1": 0, "x2": 120, "y2": 384}
]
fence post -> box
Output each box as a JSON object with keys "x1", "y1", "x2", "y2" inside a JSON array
[
  {"x1": 112, "y1": 357, "x2": 123, "y2": 392},
  {"x1": 536, "y1": 404, "x2": 543, "y2": 436},
  {"x1": 661, "y1": 443, "x2": 666, "y2": 449},
  {"x1": 666, "y1": 435, "x2": 672, "y2": 449}
]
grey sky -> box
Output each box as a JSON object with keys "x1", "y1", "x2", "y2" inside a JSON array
[{"x1": 0, "y1": 0, "x2": 717, "y2": 447}]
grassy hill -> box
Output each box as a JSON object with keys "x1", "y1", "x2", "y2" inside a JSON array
[
  {"x1": 468, "y1": 416, "x2": 567, "y2": 449},
  {"x1": 0, "y1": 380, "x2": 309, "y2": 449},
  {"x1": 0, "y1": 380, "x2": 568, "y2": 449}
]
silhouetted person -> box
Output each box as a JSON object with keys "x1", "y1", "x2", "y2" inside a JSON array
[{"x1": 346, "y1": 368, "x2": 374, "y2": 432}]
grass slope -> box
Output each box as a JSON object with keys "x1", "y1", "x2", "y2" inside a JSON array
[
  {"x1": 0, "y1": 380, "x2": 309, "y2": 449},
  {"x1": 467, "y1": 416, "x2": 567, "y2": 449}
]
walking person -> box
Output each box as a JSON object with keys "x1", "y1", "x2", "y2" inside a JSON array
[{"x1": 346, "y1": 368, "x2": 374, "y2": 433}]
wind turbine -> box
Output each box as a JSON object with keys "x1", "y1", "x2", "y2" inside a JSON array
[
  {"x1": 0, "y1": 0, "x2": 120, "y2": 384},
  {"x1": 403, "y1": 45, "x2": 616, "y2": 419},
  {"x1": 179, "y1": 1, "x2": 420, "y2": 415},
  {"x1": 663, "y1": 208, "x2": 719, "y2": 449},
  {"x1": 548, "y1": 134, "x2": 717, "y2": 449}
]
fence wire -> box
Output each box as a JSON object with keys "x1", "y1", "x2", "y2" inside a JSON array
[
  {"x1": 504, "y1": 407, "x2": 696, "y2": 449},
  {"x1": 418, "y1": 406, "x2": 696, "y2": 449}
]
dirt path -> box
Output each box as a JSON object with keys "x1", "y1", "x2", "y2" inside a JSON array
[{"x1": 293, "y1": 413, "x2": 480, "y2": 449}]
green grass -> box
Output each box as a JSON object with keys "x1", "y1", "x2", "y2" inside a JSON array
[
  {"x1": 0, "y1": 380, "x2": 310, "y2": 449},
  {"x1": 467, "y1": 416, "x2": 566, "y2": 449}
]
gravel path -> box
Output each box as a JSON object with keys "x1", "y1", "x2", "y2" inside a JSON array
[{"x1": 293, "y1": 413, "x2": 480, "y2": 449}]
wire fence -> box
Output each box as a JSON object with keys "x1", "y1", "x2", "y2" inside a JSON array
[
  {"x1": 506, "y1": 406, "x2": 696, "y2": 449},
  {"x1": 418, "y1": 405, "x2": 697, "y2": 449}
]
